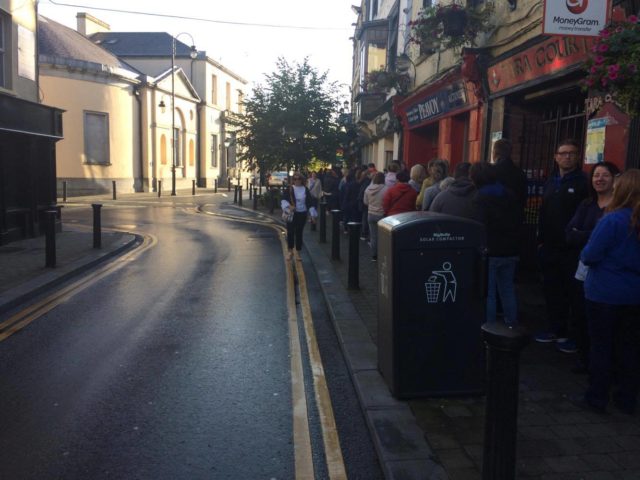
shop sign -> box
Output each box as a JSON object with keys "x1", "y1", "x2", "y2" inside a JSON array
[
  {"x1": 543, "y1": 0, "x2": 611, "y2": 37},
  {"x1": 405, "y1": 82, "x2": 467, "y2": 127},
  {"x1": 488, "y1": 36, "x2": 595, "y2": 95}
]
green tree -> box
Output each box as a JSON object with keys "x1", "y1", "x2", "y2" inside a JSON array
[{"x1": 228, "y1": 57, "x2": 342, "y2": 177}]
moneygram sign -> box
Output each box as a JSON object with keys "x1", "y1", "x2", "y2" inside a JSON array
[{"x1": 543, "y1": 0, "x2": 611, "y2": 37}]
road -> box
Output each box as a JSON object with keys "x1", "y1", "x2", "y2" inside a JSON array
[{"x1": 0, "y1": 193, "x2": 382, "y2": 479}]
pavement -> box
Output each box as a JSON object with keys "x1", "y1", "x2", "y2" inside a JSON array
[{"x1": 1, "y1": 191, "x2": 639, "y2": 480}]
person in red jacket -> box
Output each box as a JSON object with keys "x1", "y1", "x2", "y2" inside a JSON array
[{"x1": 382, "y1": 170, "x2": 417, "y2": 216}]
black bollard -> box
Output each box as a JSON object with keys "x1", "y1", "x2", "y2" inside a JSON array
[
  {"x1": 347, "y1": 222, "x2": 361, "y2": 289},
  {"x1": 239, "y1": 186, "x2": 243, "y2": 206},
  {"x1": 192, "y1": 179, "x2": 196, "y2": 196},
  {"x1": 331, "y1": 209, "x2": 341, "y2": 261},
  {"x1": 112, "y1": 180, "x2": 117, "y2": 200},
  {"x1": 259, "y1": 185, "x2": 262, "y2": 196},
  {"x1": 246, "y1": 178, "x2": 249, "y2": 191},
  {"x1": 92, "y1": 203, "x2": 102, "y2": 249},
  {"x1": 234, "y1": 185, "x2": 239, "y2": 204},
  {"x1": 253, "y1": 187, "x2": 258, "y2": 210},
  {"x1": 228, "y1": 178, "x2": 231, "y2": 192},
  {"x1": 63, "y1": 181, "x2": 67, "y2": 203},
  {"x1": 45, "y1": 210, "x2": 57, "y2": 268},
  {"x1": 214, "y1": 179, "x2": 218, "y2": 193},
  {"x1": 158, "y1": 180, "x2": 162, "y2": 198},
  {"x1": 481, "y1": 323, "x2": 530, "y2": 480},
  {"x1": 270, "y1": 188, "x2": 276, "y2": 214},
  {"x1": 319, "y1": 197, "x2": 327, "y2": 243}
]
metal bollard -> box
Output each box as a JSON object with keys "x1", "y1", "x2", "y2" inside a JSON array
[
  {"x1": 253, "y1": 187, "x2": 258, "y2": 210},
  {"x1": 158, "y1": 180, "x2": 162, "y2": 198},
  {"x1": 331, "y1": 209, "x2": 341, "y2": 261},
  {"x1": 112, "y1": 180, "x2": 117, "y2": 200},
  {"x1": 249, "y1": 184, "x2": 253, "y2": 200},
  {"x1": 239, "y1": 186, "x2": 243, "y2": 206},
  {"x1": 45, "y1": 210, "x2": 57, "y2": 268},
  {"x1": 319, "y1": 197, "x2": 327, "y2": 243},
  {"x1": 228, "y1": 178, "x2": 231, "y2": 192},
  {"x1": 192, "y1": 179, "x2": 196, "y2": 196},
  {"x1": 347, "y1": 222, "x2": 361, "y2": 289},
  {"x1": 62, "y1": 181, "x2": 67, "y2": 203},
  {"x1": 482, "y1": 323, "x2": 530, "y2": 480},
  {"x1": 259, "y1": 185, "x2": 262, "y2": 196},
  {"x1": 214, "y1": 179, "x2": 218, "y2": 193},
  {"x1": 234, "y1": 185, "x2": 239, "y2": 204},
  {"x1": 92, "y1": 203, "x2": 102, "y2": 249},
  {"x1": 246, "y1": 178, "x2": 249, "y2": 190}
]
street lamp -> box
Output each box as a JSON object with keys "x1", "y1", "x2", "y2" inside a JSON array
[{"x1": 167, "y1": 33, "x2": 197, "y2": 196}]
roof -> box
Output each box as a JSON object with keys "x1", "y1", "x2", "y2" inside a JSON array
[
  {"x1": 90, "y1": 32, "x2": 198, "y2": 58},
  {"x1": 38, "y1": 15, "x2": 138, "y2": 73}
]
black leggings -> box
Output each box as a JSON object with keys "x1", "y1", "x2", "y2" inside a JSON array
[{"x1": 287, "y1": 212, "x2": 307, "y2": 251}]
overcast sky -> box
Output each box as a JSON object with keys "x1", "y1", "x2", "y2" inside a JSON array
[{"x1": 38, "y1": 0, "x2": 356, "y2": 95}]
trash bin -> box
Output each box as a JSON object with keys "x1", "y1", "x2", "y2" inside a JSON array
[{"x1": 377, "y1": 211, "x2": 487, "y2": 398}]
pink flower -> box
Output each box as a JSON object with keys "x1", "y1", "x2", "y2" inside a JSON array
[
  {"x1": 598, "y1": 43, "x2": 609, "y2": 52},
  {"x1": 608, "y1": 64, "x2": 621, "y2": 74},
  {"x1": 586, "y1": 78, "x2": 595, "y2": 87},
  {"x1": 628, "y1": 15, "x2": 638, "y2": 23},
  {"x1": 600, "y1": 29, "x2": 610, "y2": 38},
  {"x1": 595, "y1": 55, "x2": 606, "y2": 65},
  {"x1": 590, "y1": 66, "x2": 599, "y2": 74},
  {"x1": 608, "y1": 71, "x2": 619, "y2": 80},
  {"x1": 591, "y1": 45, "x2": 599, "y2": 53}
]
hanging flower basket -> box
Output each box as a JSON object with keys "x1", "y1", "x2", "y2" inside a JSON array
[
  {"x1": 409, "y1": 2, "x2": 493, "y2": 52},
  {"x1": 582, "y1": 15, "x2": 640, "y2": 115},
  {"x1": 362, "y1": 68, "x2": 410, "y2": 93}
]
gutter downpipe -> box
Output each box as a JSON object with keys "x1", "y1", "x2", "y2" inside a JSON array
[{"x1": 134, "y1": 86, "x2": 144, "y2": 191}]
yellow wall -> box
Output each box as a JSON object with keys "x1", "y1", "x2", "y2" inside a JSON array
[{"x1": 40, "y1": 75, "x2": 138, "y2": 181}]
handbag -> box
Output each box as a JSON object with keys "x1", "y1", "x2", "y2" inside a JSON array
[{"x1": 282, "y1": 209, "x2": 294, "y2": 223}]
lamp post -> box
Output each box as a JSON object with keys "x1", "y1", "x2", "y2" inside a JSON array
[{"x1": 160, "y1": 33, "x2": 197, "y2": 196}]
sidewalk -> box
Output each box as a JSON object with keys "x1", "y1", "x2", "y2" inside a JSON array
[
  {"x1": 295, "y1": 210, "x2": 640, "y2": 480},
  {"x1": 1, "y1": 195, "x2": 639, "y2": 479}
]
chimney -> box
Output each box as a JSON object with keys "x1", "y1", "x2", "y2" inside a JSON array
[{"x1": 76, "y1": 12, "x2": 110, "y2": 36}]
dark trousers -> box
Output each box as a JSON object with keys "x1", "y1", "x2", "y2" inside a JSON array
[
  {"x1": 286, "y1": 212, "x2": 307, "y2": 251},
  {"x1": 585, "y1": 301, "x2": 640, "y2": 411},
  {"x1": 540, "y1": 247, "x2": 583, "y2": 338}
]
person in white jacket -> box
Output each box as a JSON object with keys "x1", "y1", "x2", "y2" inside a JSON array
[{"x1": 363, "y1": 172, "x2": 387, "y2": 261}]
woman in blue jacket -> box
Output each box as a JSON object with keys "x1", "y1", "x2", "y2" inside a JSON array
[{"x1": 580, "y1": 169, "x2": 640, "y2": 414}]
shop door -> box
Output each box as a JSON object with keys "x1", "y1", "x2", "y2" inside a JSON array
[{"x1": 517, "y1": 95, "x2": 586, "y2": 268}]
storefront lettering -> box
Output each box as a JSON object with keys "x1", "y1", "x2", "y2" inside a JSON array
[
  {"x1": 418, "y1": 98, "x2": 440, "y2": 119},
  {"x1": 404, "y1": 82, "x2": 468, "y2": 127},
  {"x1": 489, "y1": 36, "x2": 594, "y2": 94}
]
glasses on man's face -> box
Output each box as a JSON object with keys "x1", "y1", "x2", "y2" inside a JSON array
[{"x1": 556, "y1": 151, "x2": 579, "y2": 157}]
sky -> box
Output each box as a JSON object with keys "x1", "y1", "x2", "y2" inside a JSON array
[{"x1": 38, "y1": 0, "x2": 356, "y2": 95}]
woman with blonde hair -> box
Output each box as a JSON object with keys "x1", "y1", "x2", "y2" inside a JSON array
[{"x1": 578, "y1": 169, "x2": 640, "y2": 414}]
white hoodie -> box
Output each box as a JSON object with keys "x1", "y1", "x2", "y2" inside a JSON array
[{"x1": 363, "y1": 183, "x2": 387, "y2": 216}]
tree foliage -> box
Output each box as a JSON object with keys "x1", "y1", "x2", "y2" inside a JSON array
[{"x1": 228, "y1": 57, "x2": 342, "y2": 174}]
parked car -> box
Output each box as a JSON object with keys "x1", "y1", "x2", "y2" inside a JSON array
[{"x1": 269, "y1": 171, "x2": 290, "y2": 186}]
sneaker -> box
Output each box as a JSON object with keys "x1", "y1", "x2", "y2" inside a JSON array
[
  {"x1": 360, "y1": 236, "x2": 367, "y2": 241},
  {"x1": 556, "y1": 339, "x2": 578, "y2": 354},
  {"x1": 534, "y1": 332, "x2": 559, "y2": 343},
  {"x1": 371, "y1": 256, "x2": 377, "y2": 262}
]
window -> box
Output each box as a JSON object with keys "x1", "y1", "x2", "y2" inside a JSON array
[
  {"x1": 84, "y1": 111, "x2": 110, "y2": 165},
  {"x1": 0, "y1": 11, "x2": 8, "y2": 88},
  {"x1": 210, "y1": 134, "x2": 218, "y2": 167},
  {"x1": 422, "y1": 0, "x2": 432, "y2": 7},
  {"x1": 225, "y1": 82, "x2": 231, "y2": 110},
  {"x1": 370, "y1": 0, "x2": 379, "y2": 19},
  {"x1": 237, "y1": 91, "x2": 244, "y2": 114},
  {"x1": 211, "y1": 74, "x2": 218, "y2": 105}
]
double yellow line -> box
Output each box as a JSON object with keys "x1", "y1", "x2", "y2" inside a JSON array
[
  {"x1": 0, "y1": 234, "x2": 155, "y2": 342},
  {"x1": 199, "y1": 205, "x2": 347, "y2": 479}
]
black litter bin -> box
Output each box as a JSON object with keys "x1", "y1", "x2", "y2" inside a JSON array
[{"x1": 377, "y1": 211, "x2": 487, "y2": 398}]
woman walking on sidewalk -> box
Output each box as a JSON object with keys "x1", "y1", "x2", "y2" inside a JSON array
[
  {"x1": 363, "y1": 172, "x2": 387, "y2": 261},
  {"x1": 283, "y1": 173, "x2": 315, "y2": 261}
]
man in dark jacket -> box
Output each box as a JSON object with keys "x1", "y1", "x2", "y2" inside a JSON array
[
  {"x1": 536, "y1": 139, "x2": 589, "y2": 350},
  {"x1": 493, "y1": 138, "x2": 528, "y2": 212},
  {"x1": 430, "y1": 162, "x2": 481, "y2": 221}
]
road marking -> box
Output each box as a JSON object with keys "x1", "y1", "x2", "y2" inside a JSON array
[
  {"x1": 197, "y1": 205, "x2": 347, "y2": 479},
  {"x1": 0, "y1": 234, "x2": 155, "y2": 342},
  {"x1": 294, "y1": 257, "x2": 347, "y2": 480}
]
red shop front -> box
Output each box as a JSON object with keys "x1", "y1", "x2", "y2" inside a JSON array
[{"x1": 393, "y1": 68, "x2": 484, "y2": 171}]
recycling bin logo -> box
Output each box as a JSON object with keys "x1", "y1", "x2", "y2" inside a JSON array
[{"x1": 425, "y1": 262, "x2": 457, "y2": 304}]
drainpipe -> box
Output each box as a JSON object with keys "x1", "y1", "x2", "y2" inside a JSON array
[
  {"x1": 134, "y1": 86, "x2": 144, "y2": 191},
  {"x1": 196, "y1": 101, "x2": 203, "y2": 186}
]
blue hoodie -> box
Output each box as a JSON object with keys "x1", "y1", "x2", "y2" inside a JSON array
[{"x1": 581, "y1": 208, "x2": 640, "y2": 305}]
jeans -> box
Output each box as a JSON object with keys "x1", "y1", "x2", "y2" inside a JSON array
[
  {"x1": 486, "y1": 256, "x2": 518, "y2": 326},
  {"x1": 286, "y1": 212, "x2": 307, "y2": 251},
  {"x1": 585, "y1": 301, "x2": 640, "y2": 412},
  {"x1": 367, "y1": 213, "x2": 383, "y2": 258}
]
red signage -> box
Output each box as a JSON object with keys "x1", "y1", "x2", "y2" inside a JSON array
[{"x1": 488, "y1": 36, "x2": 595, "y2": 95}]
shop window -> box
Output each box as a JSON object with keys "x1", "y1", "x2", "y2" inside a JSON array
[
  {"x1": 83, "y1": 111, "x2": 110, "y2": 165},
  {"x1": 211, "y1": 134, "x2": 218, "y2": 167},
  {"x1": 0, "y1": 10, "x2": 9, "y2": 89}
]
